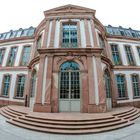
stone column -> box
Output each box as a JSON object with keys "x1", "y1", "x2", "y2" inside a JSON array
[
  {"x1": 95, "y1": 54, "x2": 107, "y2": 112},
  {"x1": 90, "y1": 20, "x2": 99, "y2": 48},
  {"x1": 84, "y1": 19, "x2": 92, "y2": 47},
  {"x1": 110, "y1": 69, "x2": 117, "y2": 107},
  {"x1": 49, "y1": 20, "x2": 56, "y2": 48},
  {"x1": 33, "y1": 54, "x2": 45, "y2": 112},
  {"x1": 87, "y1": 55, "x2": 96, "y2": 112},
  {"x1": 42, "y1": 20, "x2": 50, "y2": 48},
  {"x1": 24, "y1": 69, "x2": 32, "y2": 107},
  {"x1": 44, "y1": 55, "x2": 53, "y2": 112}
]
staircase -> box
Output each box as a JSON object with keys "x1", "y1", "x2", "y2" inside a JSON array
[{"x1": 0, "y1": 106, "x2": 139, "y2": 134}]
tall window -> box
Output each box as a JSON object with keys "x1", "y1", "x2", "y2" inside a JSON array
[
  {"x1": 98, "y1": 34, "x2": 105, "y2": 48},
  {"x1": 7, "y1": 47, "x2": 17, "y2": 66},
  {"x1": 30, "y1": 71, "x2": 36, "y2": 97},
  {"x1": 0, "y1": 48, "x2": 5, "y2": 66},
  {"x1": 131, "y1": 74, "x2": 140, "y2": 97},
  {"x1": 21, "y1": 46, "x2": 31, "y2": 66},
  {"x1": 16, "y1": 75, "x2": 25, "y2": 97},
  {"x1": 116, "y1": 74, "x2": 127, "y2": 98},
  {"x1": 111, "y1": 44, "x2": 122, "y2": 65},
  {"x1": 104, "y1": 70, "x2": 111, "y2": 98},
  {"x1": 2, "y1": 75, "x2": 11, "y2": 96},
  {"x1": 35, "y1": 35, "x2": 42, "y2": 56},
  {"x1": 137, "y1": 47, "x2": 140, "y2": 58},
  {"x1": 125, "y1": 46, "x2": 135, "y2": 65},
  {"x1": 62, "y1": 24, "x2": 77, "y2": 48},
  {"x1": 36, "y1": 35, "x2": 42, "y2": 49}
]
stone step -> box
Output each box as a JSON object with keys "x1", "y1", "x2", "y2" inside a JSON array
[
  {"x1": 116, "y1": 108, "x2": 137, "y2": 118},
  {"x1": 25, "y1": 114, "x2": 115, "y2": 122},
  {"x1": 129, "y1": 112, "x2": 140, "y2": 121},
  {"x1": 0, "y1": 109, "x2": 12, "y2": 119},
  {"x1": 113, "y1": 107, "x2": 134, "y2": 116},
  {"x1": 7, "y1": 106, "x2": 27, "y2": 115},
  {"x1": 5, "y1": 107, "x2": 24, "y2": 116},
  {"x1": 0, "y1": 108, "x2": 17, "y2": 118},
  {"x1": 122, "y1": 109, "x2": 140, "y2": 120},
  {"x1": 12, "y1": 117, "x2": 128, "y2": 130},
  {"x1": 7, "y1": 119, "x2": 134, "y2": 134},
  {"x1": 19, "y1": 116, "x2": 121, "y2": 125}
]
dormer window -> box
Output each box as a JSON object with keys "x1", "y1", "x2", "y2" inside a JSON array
[{"x1": 62, "y1": 23, "x2": 77, "y2": 48}]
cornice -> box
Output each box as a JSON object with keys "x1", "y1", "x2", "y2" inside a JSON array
[
  {"x1": 0, "y1": 36, "x2": 34, "y2": 44},
  {"x1": 37, "y1": 48, "x2": 103, "y2": 55}
]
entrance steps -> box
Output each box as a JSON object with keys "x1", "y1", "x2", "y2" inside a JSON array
[{"x1": 0, "y1": 106, "x2": 140, "y2": 134}]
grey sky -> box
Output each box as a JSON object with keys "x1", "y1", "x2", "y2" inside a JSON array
[{"x1": 0, "y1": 0, "x2": 140, "y2": 33}]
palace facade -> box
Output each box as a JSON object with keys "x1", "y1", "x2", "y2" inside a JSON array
[{"x1": 0, "y1": 5, "x2": 140, "y2": 113}]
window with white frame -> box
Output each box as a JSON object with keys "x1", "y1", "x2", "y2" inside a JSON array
[
  {"x1": 62, "y1": 23, "x2": 77, "y2": 48},
  {"x1": 16, "y1": 75, "x2": 25, "y2": 97},
  {"x1": 125, "y1": 45, "x2": 135, "y2": 65},
  {"x1": 7, "y1": 47, "x2": 17, "y2": 66},
  {"x1": 111, "y1": 44, "x2": 122, "y2": 65},
  {"x1": 2, "y1": 75, "x2": 11, "y2": 96},
  {"x1": 21, "y1": 46, "x2": 31, "y2": 66},
  {"x1": 116, "y1": 74, "x2": 127, "y2": 98},
  {"x1": 131, "y1": 74, "x2": 140, "y2": 97},
  {"x1": 0, "y1": 48, "x2": 5, "y2": 66}
]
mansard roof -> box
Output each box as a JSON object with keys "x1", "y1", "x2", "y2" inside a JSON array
[
  {"x1": 0, "y1": 26, "x2": 35, "y2": 41},
  {"x1": 105, "y1": 25, "x2": 140, "y2": 38},
  {"x1": 0, "y1": 24, "x2": 140, "y2": 41}
]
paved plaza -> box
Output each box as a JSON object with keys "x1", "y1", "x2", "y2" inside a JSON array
[{"x1": 0, "y1": 115, "x2": 140, "y2": 140}]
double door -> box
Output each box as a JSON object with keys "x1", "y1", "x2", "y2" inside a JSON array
[{"x1": 59, "y1": 70, "x2": 80, "y2": 112}]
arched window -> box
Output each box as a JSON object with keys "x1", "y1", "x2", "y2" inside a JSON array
[
  {"x1": 104, "y1": 70, "x2": 111, "y2": 98},
  {"x1": 60, "y1": 61, "x2": 79, "y2": 71},
  {"x1": 62, "y1": 23, "x2": 77, "y2": 48}
]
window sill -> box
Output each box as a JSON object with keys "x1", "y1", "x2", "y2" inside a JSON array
[
  {"x1": 0, "y1": 95, "x2": 9, "y2": 98},
  {"x1": 133, "y1": 96, "x2": 140, "y2": 99},
  {"x1": 117, "y1": 97, "x2": 129, "y2": 100},
  {"x1": 13, "y1": 97, "x2": 24, "y2": 100}
]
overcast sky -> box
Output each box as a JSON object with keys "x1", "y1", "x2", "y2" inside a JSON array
[{"x1": 0, "y1": 0, "x2": 140, "y2": 33}]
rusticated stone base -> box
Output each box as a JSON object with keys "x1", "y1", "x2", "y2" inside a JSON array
[
  {"x1": 117, "y1": 100, "x2": 140, "y2": 108},
  {"x1": 33, "y1": 103, "x2": 51, "y2": 112},
  {"x1": 88, "y1": 103, "x2": 107, "y2": 113},
  {"x1": 0, "y1": 99, "x2": 24, "y2": 107}
]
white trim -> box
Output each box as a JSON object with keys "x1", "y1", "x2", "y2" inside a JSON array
[
  {"x1": 92, "y1": 56, "x2": 99, "y2": 105},
  {"x1": 42, "y1": 57, "x2": 48, "y2": 104}
]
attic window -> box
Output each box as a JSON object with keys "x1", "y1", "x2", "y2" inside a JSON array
[{"x1": 120, "y1": 31, "x2": 125, "y2": 36}]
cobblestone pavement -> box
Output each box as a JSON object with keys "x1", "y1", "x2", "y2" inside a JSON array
[{"x1": 0, "y1": 115, "x2": 140, "y2": 140}]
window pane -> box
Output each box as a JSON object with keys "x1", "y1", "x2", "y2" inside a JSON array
[
  {"x1": 2, "y1": 75, "x2": 11, "y2": 96},
  {"x1": 116, "y1": 75, "x2": 126, "y2": 98},
  {"x1": 0, "y1": 48, "x2": 5, "y2": 65},
  {"x1": 111, "y1": 44, "x2": 121, "y2": 65},
  {"x1": 62, "y1": 24, "x2": 77, "y2": 48},
  {"x1": 16, "y1": 75, "x2": 25, "y2": 97},
  {"x1": 21, "y1": 46, "x2": 31, "y2": 66},
  {"x1": 132, "y1": 75, "x2": 140, "y2": 97},
  {"x1": 137, "y1": 47, "x2": 140, "y2": 58},
  {"x1": 125, "y1": 46, "x2": 135, "y2": 65},
  {"x1": 7, "y1": 47, "x2": 17, "y2": 66},
  {"x1": 99, "y1": 34, "x2": 105, "y2": 48}
]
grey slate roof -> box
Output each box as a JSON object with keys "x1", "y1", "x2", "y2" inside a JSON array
[
  {"x1": 105, "y1": 25, "x2": 140, "y2": 38},
  {"x1": 0, "y1": 25, "x2": 140, "y2": 41},
  {"x1": 0, "y1": 26, "x2": 35, "y2": 41}
]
